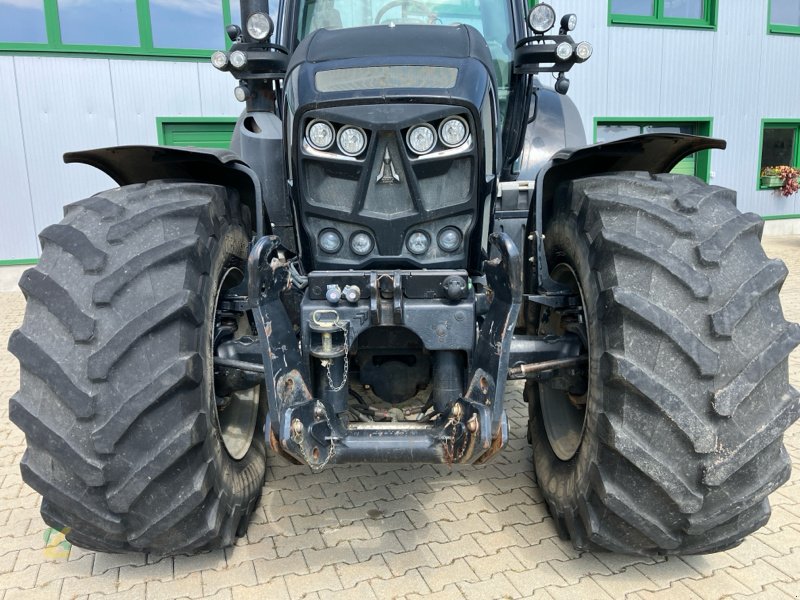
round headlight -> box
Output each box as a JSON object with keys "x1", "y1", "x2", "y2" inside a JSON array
[
  {"x1": 407, "y1": 124, "x2": 437, "y2": 155},
  {"x1": 528, "y1": 3, "x2": 556, "y2": 33},
  {"x1": 233, "y1": 85, "x2": 250, "y2": 102},
  {"x1": 576, "y1": 41, "x2": 593, "y2": 61},
  {"x1": 211, "y1": 51, "x2": 228, "y2": 70},
  {"x1": 229, "y1": 50, "x2": 248, "y2": 69},
  {"x1": 556, "y1": 42, "x2": 573, "y2": 61},
  {"x1": 437, "y1": 227, "x2": 462, "y2": 253},
  {"x1": 562, "y1": 14, "x2": 577, "y2": 32},
  {"x1": 439, "y1": 117, "x2": 468, "y2": 148},
  {"x1": 306, "y1": 120, "x2": 335, "y2": 151},
  {"x1": 246, "y1": 12, "x2": 272, "y2": 41},
  {"x1": 319, "y1": 229, "x2": 343, "y2": 254},
  {"x1": 406, "y1": 231, "x2": 431, "y2": 256},
  {"x1": 337, "y1": 126, "x2": 367, "y2": 157},
  {"x1": 350, "y1": 232, "x2": 374, "y2": 256}
]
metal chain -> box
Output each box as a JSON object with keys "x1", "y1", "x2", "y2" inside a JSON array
[
  {"x1": 442, "y1": 415, "x2": 467, "y2": 465},
  {"x1": 291, "y1": 400, "x2": 336, "y2": 472},
  {"x1": 325, "y1": 326, "x2": 350, "y2": 393}
]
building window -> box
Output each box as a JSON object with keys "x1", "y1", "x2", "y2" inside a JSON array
[
  {"x1": 150, "y1": 1, "x2": 225, "y2": 50},
  {"x1": 759, "y1": 121, "x2": 800, "y2": 189},
  {"x1": 609, "y1": 0, "x2": 717, "y2": 29},
  {"x1": 595, "y1": 118, "x2": 713, "y2": 181},
  {"x1": 0, "y1": 0, "x2": 47, "y2": 43},
  {"x1": 0, "y1": 0, "x2": 238, "y2": 58},
  {"x1": 59, "y1": 0, "x2": 140, "y2": 47},
  {"x1": 769, "y1": 0, "x2": 800, "y2": 34},
  {"x1": 157, "y1": 118, "x2": 238, "y2": 149}
]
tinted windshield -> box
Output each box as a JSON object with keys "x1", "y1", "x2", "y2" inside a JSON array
[{"x1": 296, "y1": 0, "x2": 514, "y2": 104}]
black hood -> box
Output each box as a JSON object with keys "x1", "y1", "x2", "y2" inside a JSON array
[
  {"x1": 288, "y1": 23, "x2": 495, "y2": 71},
  {"x1": 286, "y1": 24, "x2": 496, "y2": 108}
]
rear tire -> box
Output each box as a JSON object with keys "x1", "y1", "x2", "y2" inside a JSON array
[
  {"x1": 526, "y1": 172, "x2": 800, "y2": 555},
  {"x1": 9, "y1": 181, "x2": 267, "y2": 554}
]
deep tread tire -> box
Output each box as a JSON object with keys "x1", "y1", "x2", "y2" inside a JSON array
[
  {"x1": 526, "y1": 172, "x2": 800, "y2": 555},
  {"x1": 9, "y1": 181, "x2": 267, "y2": 554}
]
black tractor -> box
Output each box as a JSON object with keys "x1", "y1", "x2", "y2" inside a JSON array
[{"x1": 10, "y1": 0, "x2": 799, "y2": 556}]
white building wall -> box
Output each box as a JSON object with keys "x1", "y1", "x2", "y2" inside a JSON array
[
  {"x1": 0, "y1": 57, "x2": 39, "y2": 260},
  {"x1": 0, "y1": 57, "x2": 239, "y2": 261},
  {"x1": 0, "y1": 0, "x2": 798, "y2": 261},
  {"x1": 547, "y1": 0, "x2": 800, "y2": 218}
]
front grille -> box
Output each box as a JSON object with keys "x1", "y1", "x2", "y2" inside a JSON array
[{"x1": 295, "y1": 103, "x2": 479, "y2": 270}]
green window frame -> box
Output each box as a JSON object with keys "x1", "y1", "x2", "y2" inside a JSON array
[
  {"x1": 0, "y1": 0, "x2": 238, "y2": 60},
  {"x1": 594, "y1": 117, "x2": 713, "y2": 181},
  {"x1": 608, "y1": 0, "x2": 718, "y2": 30},
  {"x1": 758, "y1": 119, "x2": 800, "y2": 191},
  {"x1": 768, "y1": 0, "x2": 800, "y2": 35},
  {"x1": 157, "y1": 117, "x2": 238, "y2": 149}
]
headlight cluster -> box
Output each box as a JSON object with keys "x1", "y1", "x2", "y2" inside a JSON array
[
  {"x1": 406, "y1": 227, "x2": 463, "y2": 255},
  {"x1": 318, "y1": 230, "x2": 375, "y2": 256},
  {"x1": 305, "y1": 120, "x2": 368, "y2": 157},
  {"x1": 318, "y1": 227, "x2": 463, "y2": 257},
  {"x1": 406, "y1": 116, "x2": 470, "y2": 156},
  {"x1": 212, "y1": 49, "x2": 250, "y2": 70}
]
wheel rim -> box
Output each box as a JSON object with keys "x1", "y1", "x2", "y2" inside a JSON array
[
  {"x1": 538, "y1": 263, "x2": 590, "y2": 462},
  {"x1": 212, "y1": 265, "x2": 260, "y2": 461}
]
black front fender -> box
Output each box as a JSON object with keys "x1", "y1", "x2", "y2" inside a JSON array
[
  {"x1": 64, "y1": 145, "x2": 268, "y2": 236},
  {"x1": 525, "y1": 133, "x2": 727, "y2": 295}
]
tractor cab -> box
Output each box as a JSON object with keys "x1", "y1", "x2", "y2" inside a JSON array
[{"x1": 292, "y1": 0, "x2": 517, "y2": 121}]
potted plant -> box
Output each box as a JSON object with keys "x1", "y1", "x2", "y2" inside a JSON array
[
  {"x1": 777, "y1": 165, "x2": 799, "y2": 197},
  {"x1": 760, "y1": 166, "x2": 783, "y2": 188},
  {"x1": 761, "y1": 165, "x2": 799, "y2": 196}
]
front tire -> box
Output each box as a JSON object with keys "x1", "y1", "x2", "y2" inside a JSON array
[
  {"x1": 9, "y1": 181, "x2": 267, "y2": 554},
  {"x1": 526, "y1": 172, "x2": 800, "y2": 555}
]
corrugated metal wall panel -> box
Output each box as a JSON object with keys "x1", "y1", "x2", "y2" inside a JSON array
[
  {"x1": 707, "y1": 1, "x2": 761, "y2": 208},
  {"x1": 760, "y1": 34, "x2": 800, "y2": 117},
  {"x1": 198, "y1": 63, "x2": 244, "y2": 117},
  {"x1": 656, "y1": 29, "x2": 714, "y2": 115},
  {"x1": 531, "y1": 0, "x2": 610, "y2": 139},
  {"x1": 14, "y1": 56, "x2": 119, "y2": 243},
  {"x1": 110, "y1": 61, "x2": 206, "y2": 145},
  {"x1": 0, "y1": 57, "x2": 39, "y2": 260},
  {"x1": 606, "y1": 28, "x2": 665, "y2": 116}
]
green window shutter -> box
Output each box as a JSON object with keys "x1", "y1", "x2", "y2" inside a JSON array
[{"x1": 158, "y1": 119, "x2": 237, "y2": 149}]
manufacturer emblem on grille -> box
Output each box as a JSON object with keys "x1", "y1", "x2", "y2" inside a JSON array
[{"x1": 377, "y1": 148, "x2": 401, "y2": 184}]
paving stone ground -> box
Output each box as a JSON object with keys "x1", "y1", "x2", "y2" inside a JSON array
[{"x1": 0, "y1": 237, "x2": 798, "y2": 600}]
